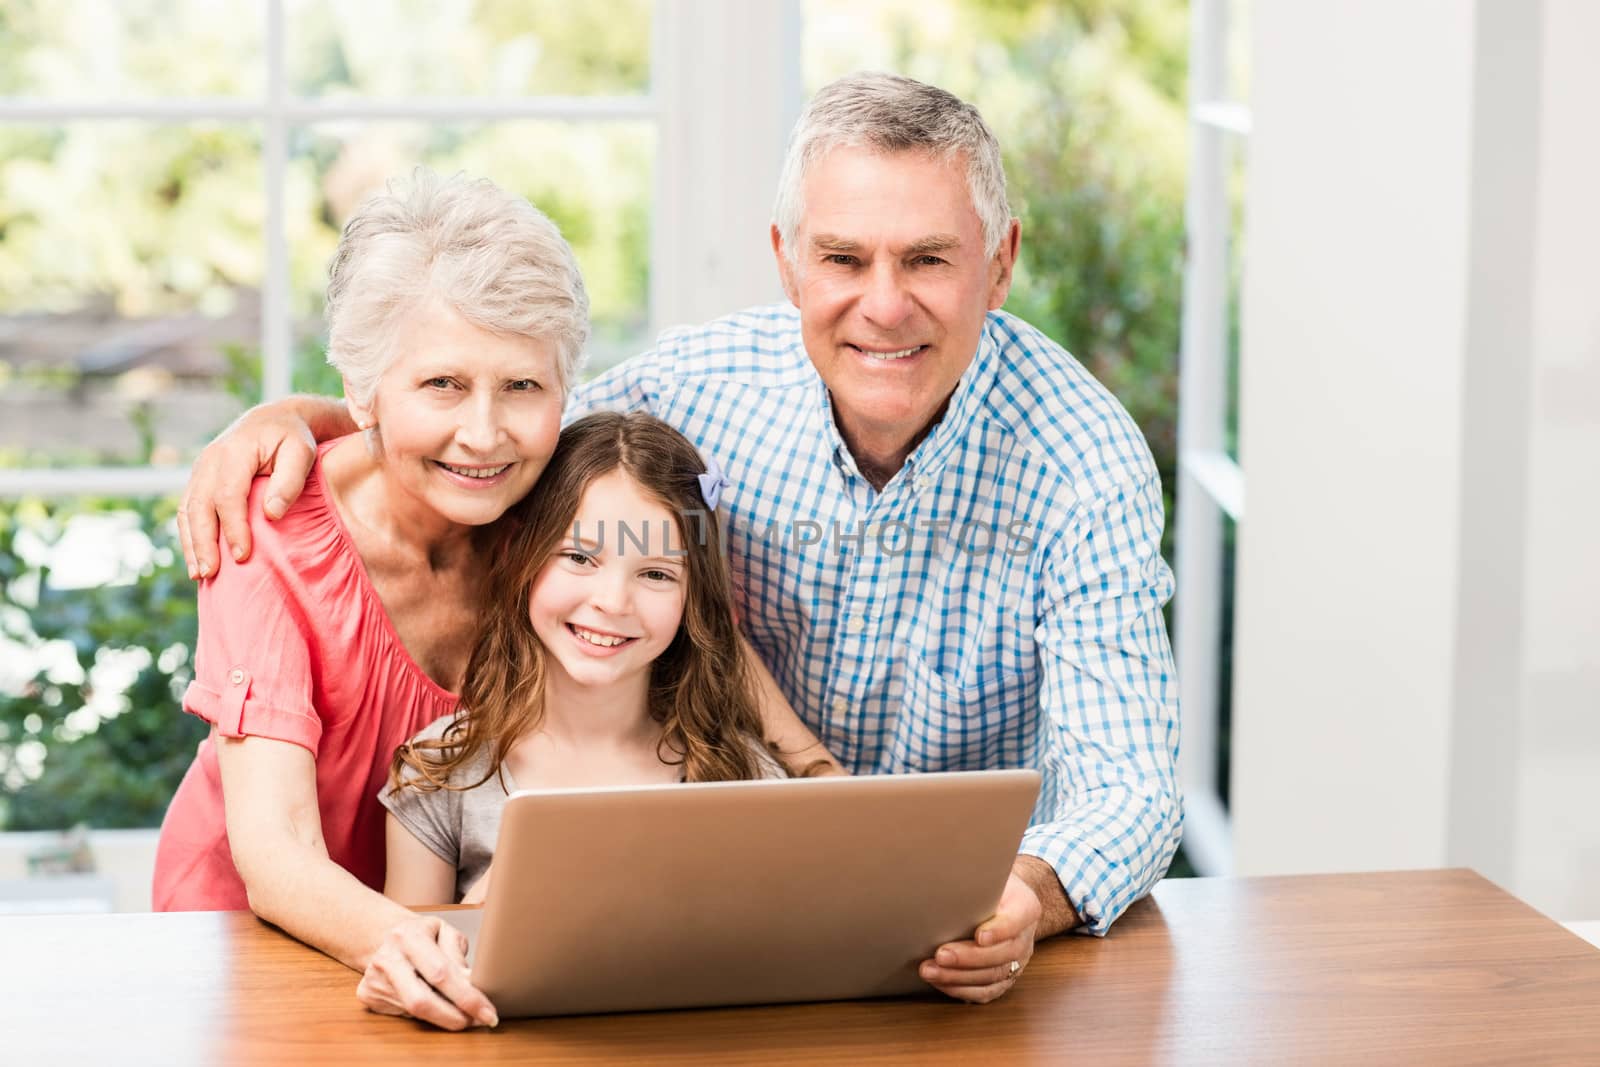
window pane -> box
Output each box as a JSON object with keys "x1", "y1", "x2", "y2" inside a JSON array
[
  {"x1": 1228, "y1": 0, "x2": 1252, "y2": 103},
  {"x1": 1226, "y1": 140, "x2": 1246, "y2": 460},
  {"x1": 0, "y1": 123, "x2": 262, "y2": 468},
  {"x1": 287, "y1": 0, "x2": 652, "y2": 98},
  {"x1": 0, "y1": 0, "x2": 263, "y2": 98},
  {"x1": 0, "y1": 495, "x2": 203, "y2": 832},
  {"x1": 286, "y1": 120, "x2": 654, "y2": 394},
  {"x1": 1217, "y1": 511, "x2": 1237, "y2": 810}
]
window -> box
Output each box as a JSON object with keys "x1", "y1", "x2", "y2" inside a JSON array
[
  {"x1": 1173, "y1": 0, "x2": 1249, "y2": 875},
  {"x1": 3, "y1": 1, "x2": 1219, "y2": 864},
  {"x1": 1, "y1": 0, "x2": 798, "y2": 833}
]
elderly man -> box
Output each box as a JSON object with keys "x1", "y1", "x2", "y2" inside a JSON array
[{"x1": 179, "y1": 72, "x2": 1181, "y2": 1005}]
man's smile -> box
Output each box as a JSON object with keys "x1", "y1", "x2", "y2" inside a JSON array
[{"x1": 847, "y1": 343, "x2": 928, "y2": 362}]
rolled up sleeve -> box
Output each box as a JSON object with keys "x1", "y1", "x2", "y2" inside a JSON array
[
  {"x1": 182, "y1": 549, "x2": 321, "y2": 756},
  {"x1": 1021, "y1": 462, "x2": 1183, "y2": 935}
]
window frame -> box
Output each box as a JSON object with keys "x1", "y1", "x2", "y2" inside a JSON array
[{"x1": 1174, "y1": 0, "x2": 1248, "y2": 876}]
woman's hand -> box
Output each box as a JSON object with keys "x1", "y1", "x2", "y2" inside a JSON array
[
  {"x1": 215, "y1": 737, "x2": 494, "y2": 1029},
  {"x1": 356, "y1": 914, "x2": 498, "y2": 1030},
  {"x1": 179, "y1": 395, "x2": 352, "y2": 578}
]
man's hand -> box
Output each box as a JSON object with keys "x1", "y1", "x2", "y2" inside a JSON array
[
  {"x1": 178, "y1": 398, "x2": 338, "y2": 578},
  {"x1": 919, "y1": 872, "x2": 1040, "y2": 1003},
  {"x1": 918, "y1": 856, "x2": 1079, "y2": 1004}
]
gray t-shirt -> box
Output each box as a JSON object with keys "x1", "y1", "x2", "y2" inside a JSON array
[{"x1": 380, "y1": 714, "x2": 785, "y2": 902}]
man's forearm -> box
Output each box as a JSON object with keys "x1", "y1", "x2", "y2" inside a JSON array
[{"x1": 1014, "y1": 854, "x2": 1082, "y2": 939}]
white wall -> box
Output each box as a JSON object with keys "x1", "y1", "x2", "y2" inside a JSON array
[
  {"x1": 1234, "y1": 0, "x2": 1600, "y2": 920},
  {"x1": 1510, "y1": 0, "x2": 1600, "y2": 920},
  {"x1": 1232, "y1": 0, "x2": 1474, "y2": 874},
  {"x1": 652, "y1": 0, "x2": 798, "y2": 330}
]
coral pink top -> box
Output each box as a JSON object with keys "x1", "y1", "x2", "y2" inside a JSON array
[{"x1": 153, "y1": 439, "x2": 458, "y2": 911}]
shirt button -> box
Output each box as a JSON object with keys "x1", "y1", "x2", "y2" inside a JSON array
[
  {"x1": 844, "y1": 615, "x2": 864, "y2": 635},
  {"x1": 228, "y1": 668, "x2": 246, "y2": 686},
  {"x1": 831, "y1": 697, "x2": 849, "y2": 715}
]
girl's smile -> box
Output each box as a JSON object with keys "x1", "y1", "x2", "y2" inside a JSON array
[{"x1": 565, "y1": 622, "x2": 639, "y2": 653}]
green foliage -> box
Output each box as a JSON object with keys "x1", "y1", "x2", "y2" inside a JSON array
[
  {"x1": 1003, "y1": 55, "x2": 1186, "y2": 551},
  {"x1": 0, "y1": 497, "x2": 204, "y2": 830},
  {"x1": 1, "y1": 3, "x2": 658, "y2": 829},
  {"x1": 995, "y1": 6, "x2": 1188, "y2": 554},
  {"x1": 289, "y1": 0, "x2": 650, "y2": 98}
]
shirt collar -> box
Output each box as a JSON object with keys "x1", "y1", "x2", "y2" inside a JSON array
[
  {"x1": 823, "y1": 410, "x2": 863, "y2": 480},
  {"x1": 903, "y1": 314, "x2": 1002, "y2": 480}
]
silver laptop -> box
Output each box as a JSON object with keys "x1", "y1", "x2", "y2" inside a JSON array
[{"x1": 425, "y1": 769, "x2": 1040, "y2": 1017}]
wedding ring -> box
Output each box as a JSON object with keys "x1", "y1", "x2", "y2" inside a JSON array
[{"x1": 1008, "y1": 959, "x2": 1021, "y2": 978}]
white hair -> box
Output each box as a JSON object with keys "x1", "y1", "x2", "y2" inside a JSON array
[
  {"x1": 325, "y1": 167, "x2": 590, "y2": 406},
  {"x1": 772, "y1": 72, "x2": 1011, "y2": 266}
]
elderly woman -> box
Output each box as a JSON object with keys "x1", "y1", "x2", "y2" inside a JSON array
[{"x1": 151, "y1": 170, "x2": 581, "y2": 1029}]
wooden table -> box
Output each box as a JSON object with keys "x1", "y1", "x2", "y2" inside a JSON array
[{"x1": 5, "y1": 869, "x2": 1598, "y2": 1065}]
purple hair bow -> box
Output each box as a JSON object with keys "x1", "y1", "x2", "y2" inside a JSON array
[{"x1": 698, "y1": 455, "x2": 729, "y2": 510}]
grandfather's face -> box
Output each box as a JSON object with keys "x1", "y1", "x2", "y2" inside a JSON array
[{"x1": 773, "y1": 145, "x2": 1017, "y2": 459}]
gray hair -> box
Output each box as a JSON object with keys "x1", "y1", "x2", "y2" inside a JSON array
[
  {"x1": 325, "y1": 167, "x2": 590, "y2": 406},
  {"x1": 772, "y1": 72, "x2": 1011, "y2": 266}
]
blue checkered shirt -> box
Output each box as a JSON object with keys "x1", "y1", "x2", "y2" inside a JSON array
[{"x1": 567, "y1": 303, "x2": 1182, "y2": 934}]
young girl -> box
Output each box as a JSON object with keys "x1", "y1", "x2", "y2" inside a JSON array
[{"x1": 378, "y1": 411, "x2": 834, "y2": 905}]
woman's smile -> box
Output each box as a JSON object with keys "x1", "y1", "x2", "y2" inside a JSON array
[{"x1": 430, "y1": 458, "x2": 518, "y2": 488}]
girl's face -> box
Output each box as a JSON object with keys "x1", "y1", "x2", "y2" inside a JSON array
[
  {"x1": 349, "y1": 298, "x2": 564, "y2": 533},
  {"x1": 527, "y1": 470, "x2": 689, "y2": 695}
]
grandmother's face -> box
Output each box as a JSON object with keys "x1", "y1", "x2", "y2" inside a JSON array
[{"x1": 350, "y1": 298, "x2": 563, "y2": 529}]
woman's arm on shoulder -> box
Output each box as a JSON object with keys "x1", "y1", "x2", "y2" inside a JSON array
[
  {"x1": 740, "y1": 636, "x2": 846, "y2": 777},
  {"x1": 180, "y1": 394, "x2": 354, "y2": 578}
]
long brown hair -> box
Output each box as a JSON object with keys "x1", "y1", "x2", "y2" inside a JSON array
[{"x1": 392, "y1": 411, "x2": 775, "y2": 792}]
